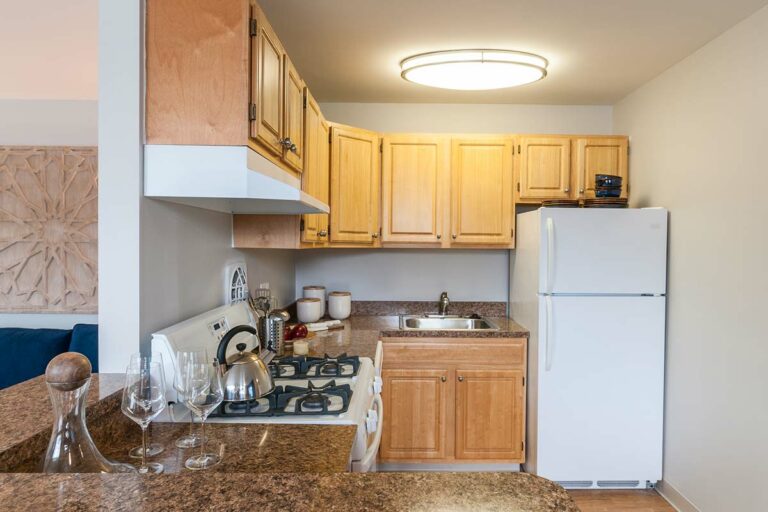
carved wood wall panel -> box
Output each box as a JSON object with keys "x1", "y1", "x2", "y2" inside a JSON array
[{"x1": 0, "y1": 147, "x2": 98, "y2": 313}]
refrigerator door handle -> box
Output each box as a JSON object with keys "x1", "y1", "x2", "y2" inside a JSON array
[
  {"x1": 545, "y1": 295, "x2": 554, "y2": 371},
  {"x1": 545, "y1": 217, "x2": 555, "y2": 293}
]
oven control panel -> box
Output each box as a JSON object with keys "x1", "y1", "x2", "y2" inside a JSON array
[{"x1": 208, "y1": 317, "x2": 230, "y2": 341}]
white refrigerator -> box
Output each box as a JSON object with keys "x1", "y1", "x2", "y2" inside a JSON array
[{"x1": 510, "y1": 207, "x2": 668, "y2": 489}]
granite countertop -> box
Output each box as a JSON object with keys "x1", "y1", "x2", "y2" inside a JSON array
[
  {"x1": 0, "y1": 373, "x2": 124, "y2": 472},
  {"x1": 0, "y1": 471, "x2": 579, "y2": 511},
  {"x1": 305, "y1": 315, "x2": 529, "y2": 360},
  {"x1": 0, "y1": 375, "x2": 354, "y2": 475}
]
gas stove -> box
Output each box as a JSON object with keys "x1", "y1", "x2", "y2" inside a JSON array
[
  {"x1": 269, "y1": 353, "x2": 361, "y2": 379},
  {"x1": 210, "y1": 380, "x2": 353, "y2": 418}
]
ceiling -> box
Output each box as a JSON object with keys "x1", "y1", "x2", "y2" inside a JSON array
[
  {"x1": 0, "y1": 0, "x2": 97, "y2": 100},
  {"x1": 260, "y1": 0, "x2": 768, "y2": 105}
]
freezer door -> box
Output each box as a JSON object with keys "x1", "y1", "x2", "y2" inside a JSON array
[
  {"x1": 536, "y1": 295, "x2": 665, "y2": 483},
  {"x1": 539, "y1": 208, "x2": 668, "y2": 295}
]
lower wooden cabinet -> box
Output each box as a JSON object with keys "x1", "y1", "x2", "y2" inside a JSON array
[
  {"x1": 455, "y1": 368, "x2": 525, "y2": 460},
  {"x1": 379, "y1": 338, "x2": 527, "y2": 464},
  {"x1": 380, "y1": 368, "x2": 449, "y2": 460}
]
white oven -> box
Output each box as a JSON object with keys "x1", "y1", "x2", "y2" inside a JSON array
[{"x1": 151, "y1": 303, "x2": 384, "y2": 472}]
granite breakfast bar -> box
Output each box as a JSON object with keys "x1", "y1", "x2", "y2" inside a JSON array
[{"x1": 0, "y1": 307, "x2": 580, "y2": 511}]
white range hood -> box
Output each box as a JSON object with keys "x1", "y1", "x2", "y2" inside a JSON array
[{"x1": 143, "y1": 145, "x2": 329, "y2": 214}]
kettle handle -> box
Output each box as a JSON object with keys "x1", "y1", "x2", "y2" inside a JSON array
[{"x1": 216, "y1": 324, "x2": 258, "y2": 369}]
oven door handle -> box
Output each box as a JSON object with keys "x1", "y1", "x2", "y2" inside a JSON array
[{"x1": 357, "y1": 394, "x2": 384, "y2": 472}]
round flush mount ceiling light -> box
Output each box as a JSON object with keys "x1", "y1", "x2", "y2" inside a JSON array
[{"x1": 400, "y1": 49, "x2": 548, "y2": 91}]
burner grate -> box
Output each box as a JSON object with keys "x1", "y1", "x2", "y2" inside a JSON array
[{"x1": 208, "y1": 381, "x2": 353, "y2": 418}]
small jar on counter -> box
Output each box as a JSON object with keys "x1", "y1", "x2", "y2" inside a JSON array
[{"x1": 328, "y1": 291, "x2": 351, "y2": 320}]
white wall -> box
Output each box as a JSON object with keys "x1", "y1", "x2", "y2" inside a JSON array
[
  {"x1": 0, "y1": 99, "x2": 99, "y2": 328},
  {"x1": 613, "y1": 6, "x2": 768, "y2": 511},
  {"x1": 319, "y1": 103, "x2": 613, "y2": 134},
  {"x1": 296, "y1": 249, "x2": 508, "y2": 301},
  {"x1": 299, "y1": 103, "x2": 613, "y2": 302}
]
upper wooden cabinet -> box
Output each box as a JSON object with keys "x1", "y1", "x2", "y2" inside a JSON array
[
  {"x1": 517, "y1": 136, "x2": 572, "y2": 200},
  {"x1": 281, "y1": 55, "x2": 305, "y2": 173},
  {"x1": 573, "y1": 137, "x2": 629, "y2": 199},
  {"x1": 250, "y1": 5, "x2": 284, "y2": 156},
  {"x1": 381, "y1": 135, "x2": 449, "y2": 244},
  {"x1": 146, "y1": 0, "x2": 250, "y2": 145},
  {"x1": 301, "y1": 90, "x2": 330, "y2": 245},
  {"x1": 329, "y1": 125, "x2": 381, "y2": 245},
  {"x1": 450, "y1": 137, "x2": 514, "y2": 246}
]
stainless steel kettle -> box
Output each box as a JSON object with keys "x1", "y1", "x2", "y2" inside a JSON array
[{"x1": 215, "y1": 325, "x2": 275, "y2": 402}]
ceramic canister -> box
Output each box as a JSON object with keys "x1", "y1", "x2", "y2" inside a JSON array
[
  {"x1": 302, "y1": 285, "x2": 326, "y2": 316},
  {"x1": 328, "y1": 291, "x2": 352, "y2": 320},
  {"x1": 297, "y1": 297, "x2": 323, "y2": 323}
]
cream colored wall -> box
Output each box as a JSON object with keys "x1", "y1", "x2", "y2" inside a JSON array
[
  {"x1": 613, "y1": 5, "x2": 768, "y2": 511},
  {"x1": 320, "y1": 103, "x2": 612, "y2": 134}
]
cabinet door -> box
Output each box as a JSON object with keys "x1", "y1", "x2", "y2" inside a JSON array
[
  {"x1": 450, "y1": 137, "x2": 514, "y2": 245},
  {"x1": 301, "y1": 90, "x2": 329, "y2": 244},
  {"x1": 455, "y1": 368, "x2": 525, "y2": 461},
  {"x1": 380, "y1": 368, "x2": 450, "y2": 461},
  {"x1": 250, "y1": 13, "x2": 283, "y2": 156},
  {"x1": 329, "y1": 125, "x2": 380, "y2": 244},
  {"x1": 517, "y1": 136, "x2": 572, "y2": 200},
  {"x1": 573, "y1": 137, "x2": 628, "y2": 199},
  {"x1": 282, "y1": 55, "x2": 305, "y2": 173},
  {"x1": 381, "y1": 135, "x2": 449, "y2": 244}
]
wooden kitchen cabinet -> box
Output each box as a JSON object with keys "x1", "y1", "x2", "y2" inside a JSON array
[
  {"x1": 281, "y1": 55, "x2": 305, "y2": 173},
  {"x1": 380, "y1": 368, "x2": 450, "y2": 460},
  {"x1": 329, "y1": 124, "x2": 381, "y2": 245},
  {"x1": 381, "y1": 135, "x2": 450, "y2": 244},
  {"x1": 450, "y1": 137, "x2": 514, "y2": 247},
  {"x1": 301, "y1": 90, "x2": 330, "y2": 245},
  {"x1": 573, "y1": 137, "x2": 629, "y2": 199},
  {"x1": 250, "y1": 4, "x2": 284, "y2": 156},
  {"x1": 380, "y1": 337, "x2": 526, "y2": 465},
  {"x1": 455, "y1": 368, "x2": 525, "y2": 460},
  {"x1": 516, "y1": 136, "x2": 572, "y2": 201}
]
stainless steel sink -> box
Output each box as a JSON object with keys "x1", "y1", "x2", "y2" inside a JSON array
[{"x1": 399, "y1": 315, "x2": 498, "y2": 331}]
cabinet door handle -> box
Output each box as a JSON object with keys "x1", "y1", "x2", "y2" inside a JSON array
[
  {"x1": 579, "y1": 188, "x2": 585, "y2": 194},
  {"x1": 441, "y1": 376, "x2": 446, "y2": 382},
  {"x1": 371, "y1": 232, "x2": 379, "y2": 239},
  {"x1": 452, "y1": 234, "x2": 457, "y2": 240},
  {"x1": 458, "y1": 376, "x2": 464, "y2": 382},
  {"x1": 564, "y1": 187, "x2": 570, "y2": 193},
  {"x1": 436, "y1": 234, "x2": 441, "y2": 240},
  {"x1": 318, "y1": 230, "x2": 327, "y2": 237}
]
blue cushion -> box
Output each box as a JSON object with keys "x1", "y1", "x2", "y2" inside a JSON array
[
  {"x1": 69, "y1": 324, "x2": 99, "y2": 373},
  {"x1": 0, "y1": 328, "x2": 72, "y2": 389}
]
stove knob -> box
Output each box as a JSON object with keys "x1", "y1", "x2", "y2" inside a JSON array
[{"x1": 366, "y1": 409, "x2": 379, "y2": 433}]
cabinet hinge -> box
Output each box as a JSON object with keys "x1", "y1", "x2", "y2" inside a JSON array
[
  {"x1": 329, "y1": 132, "x2": 332, "y2": 143},
  {"x1": 249, "y1": 18, "x2": 257, "y2": 37},
  {"x1": 511, "y1": 228, "x2": 515, "y2": 238},
  {"x1": 627, "y1": 145, "x2": 631, "y2": 156},
  {"x1": 248, "y1": 103, "x2": 257, "y2": 121},
  {"x1": 522, "y1": 376, "x2": 525, "y2": 386},
  {"x1": 521, "y1": 441, "x2": 525, "y2": 451},
  {"x1": 299, "y1": 218, "x2": 305, "y2": 232},
  {"x1": 516, "y1": 182, "x2": 521, "y2": 192},
  {"x1": 379, "y1": 141, "x2": 383, "y2": 152},
  {"x1": 303, "y1": 95, "x2": 307, "y2": 109},
  {"x1": 518, "y1": 144, "x2": 521, "y2": 153}
]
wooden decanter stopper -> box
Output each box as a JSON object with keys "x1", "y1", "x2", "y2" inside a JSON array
[{"x1": 45, "y1": 352, "x2": 92, "y2": 391}]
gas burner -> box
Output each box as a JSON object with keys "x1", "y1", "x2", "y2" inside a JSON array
[
  {"x1": 298, "y1": 392, "x2": 330, "y2": 411},
  {"x1": 209, "y1": 382, "x2": 353, "y2": 418},
  {"x1": 304, "y1": 354, "x2": 360, "y2": 378},
  {"x1": 268, "y1": 355, "x2": 361, "y2": 379}
]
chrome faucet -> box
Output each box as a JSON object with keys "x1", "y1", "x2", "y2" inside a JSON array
[{"x1": 438, "y1": 291, "x2": 450, "y2": 316}]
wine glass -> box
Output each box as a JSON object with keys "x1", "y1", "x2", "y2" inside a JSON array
[
  {"x1": 184, "y1": 359, "x2": 224, "y2": 470},
  {"x1": 173, "y1": 350, "x2": 208, "y2": 448},
  {"x1": 121, "y1": 357, "x2": 167, "y2": 474},
  {"x1": 127, "y1": 352, "x2": 166, "y2": 459}
]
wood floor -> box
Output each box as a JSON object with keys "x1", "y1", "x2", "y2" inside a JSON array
[{"x1": 568, "y1": 490, "x2": 676, "y2": 512}]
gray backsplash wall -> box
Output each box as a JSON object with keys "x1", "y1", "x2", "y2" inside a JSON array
[{"x1": 295, "y1": 249, "x2": 509, "y2": 302}]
